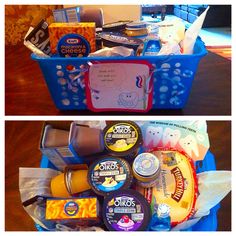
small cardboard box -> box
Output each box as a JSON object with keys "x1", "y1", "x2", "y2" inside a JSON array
[
  {"x1": 39, "y1": 121, "x2": 83, "y2": 171},
  {"x1": 48, "y1": 22, "x2": 96, "y2": 55},
  {"x1": 45, "y1": 197, "x2": 99, "y2": 226},
  {"x1": 53, "y1": 7, "x2": 81, "y2": 23}
]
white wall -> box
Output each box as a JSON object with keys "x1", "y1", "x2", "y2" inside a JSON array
[{"x1": 65, "y1": 5, "x2": 142, "y2": 24}]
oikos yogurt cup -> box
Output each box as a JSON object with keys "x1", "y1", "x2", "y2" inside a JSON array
[
  {"x1": 87, "y1": 157, "x2": 133, "y2": 196},
  {"x1": 103, "y1": 121, "x2": 143, "y2": 159},
  {"x1": 103, "y1": 189, "x2": 151, "y2": 231}
]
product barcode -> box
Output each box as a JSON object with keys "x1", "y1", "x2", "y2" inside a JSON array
[
  {"x1": 56, "y1": 147, "x2": 74, "y2": 158},
  {"x1": 66, "y1": 9, "x2": 79, "y2": 22}
]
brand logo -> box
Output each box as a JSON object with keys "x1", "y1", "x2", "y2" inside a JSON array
[
  {"x1": 64, "y1": 201, "x2": 79, "y2": 216},
  {"x1": 66, "y1": 38, "x2": 80, "y2": 44},
  {"x1": 99, "y1": 161, "x2": 119, "y2": 171},
  {"x1": 113, "y1": 125, "x2": 132, "y2": 134},
  {"x1": 114, "y1": 197, "x2": 135, "y2": 207},
  {"x1": 136, "y1": 76, "x2": 143, "y2": 88},
  {"x1": 171, "y1": 167, "x2": 185, "y2": 202}
]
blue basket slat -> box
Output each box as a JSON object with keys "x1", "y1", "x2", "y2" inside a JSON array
[
  {"x1": 32, "y1": 38, "x2": 207, "y2": 111},
  {"x1": 37, "y1": 150, "x2": 219, "y2": 231}
]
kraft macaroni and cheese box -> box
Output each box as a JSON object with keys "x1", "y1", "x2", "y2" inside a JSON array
[
  {"x1": 39, "y1": 121, "x2": 83, "y2": 171},
  {"x1": 45, "y1": 198, "x2": 99, "y2": 222},
  {"x1": 53, "y1": 7, "x2": 81, "y2": 23},
  {"x1": 48, "y1": 22, "x2": 96, "y2": 57}
]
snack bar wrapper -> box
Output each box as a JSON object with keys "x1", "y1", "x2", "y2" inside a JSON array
[
  {"x1": 172, "y1": 170, "x2": 231, "y2": 231},
  {"x1": 183, "y1": 7, "x2": 209, "y2": 54},
  {"x1": 138, "y1": 120, "x2": 209, "y2": 161},
  {"x1": 24, "y1": 27, "x2": 50, "y2": 58},
  {"x1": 24, "y1": 19, "x2": 52, "y2": 57}
]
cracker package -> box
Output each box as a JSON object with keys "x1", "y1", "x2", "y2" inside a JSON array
[{"x1": 48, "y1": 22, "x2": 96, "y2": 57}]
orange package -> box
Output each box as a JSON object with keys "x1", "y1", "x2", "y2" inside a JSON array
[
  {"x1": 45, "y1": 197, "x2": 98, "y2": 220},
  {"x1": 48, "y1": 22, "x2": 96, "y2": 57}
]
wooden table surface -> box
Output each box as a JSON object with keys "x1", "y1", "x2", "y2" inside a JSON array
[
  {"x1": 5, "y1": 121, "x2": 231, "y2": 231},
  {"x1": 5, "y1": 45, "x2": 231, "y2": 116}
]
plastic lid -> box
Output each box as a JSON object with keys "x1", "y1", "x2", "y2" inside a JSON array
[
  {"x1": 103, "y1": 189, "x2": 151, "y2": 231},
  {"x1": 103, "y1": 121, "x2": 143, "y2": 157},
  {"x1": 102, "y1": 21, "x2": 132, "y2": 31},
  {"x1": 87, "y1": 157, "x2": 133, "y2": 196},
  {"x1": 126, "y1": 22, "x2": 147, "y2": 29},
  {"x1": 157, "y1": 204, "x2": 170, "y2": 218},
  {"x1": 133, "y1": 153, "x2": 160, "y2": 177},
  {"x1": 100, "y1": 32, "x2": 143, "y2": 50}
]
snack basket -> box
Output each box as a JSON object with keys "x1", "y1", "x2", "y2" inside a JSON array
[
  {"x1": 36, "y1": 150, "x2": 220, "y2": 231},
  {"x1": 31, "y1": 38, "x2": 207, "y2": 112}
]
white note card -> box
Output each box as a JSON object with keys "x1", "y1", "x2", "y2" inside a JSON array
[{"x1": 87, "y1": 62, "x2": 152, "y2": 111}]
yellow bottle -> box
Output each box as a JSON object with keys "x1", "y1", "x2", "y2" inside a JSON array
[{"x1": 51, "y1": 169, "x2": 91, "y2": 198}]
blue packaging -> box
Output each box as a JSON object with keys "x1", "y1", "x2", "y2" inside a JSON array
[
  {"x1": 142, "y1": 39, "x2": 161, "y2": 56},
  {"x1": 39, "y1": 121, "x2": 83, "y2": 171},
  {"x1": 57, "y1": 33, "x2": 90, "y2": 57},
  {"x1": 53, "y1": 7, "x2": 81, "y2": 23}
]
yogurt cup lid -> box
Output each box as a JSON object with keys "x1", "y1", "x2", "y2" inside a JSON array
[
  {"x1": 126, "y1": 22, "x2": 147, "y2": 29},
  {"x1": 102, "y1": 21, "x2": 132, "y2": 31},
  {"x1": 103, "y1": 121, "x2": 142, "y2": 156},
  {"x1": 87, "y1": 157, "x2": 133, "y2": 196},
  {"x1": 100, "y1": 32, "x2": 143, "y2": 47},
  {"x1": 133, "y1": 153, "x2": 160, "y2": 177},
  {"x1": 125, "y1": 27, "x2": 147, "y2": 31},
  {"x1": 103, "y1": 189, "x2": 151, "y2": 231}
]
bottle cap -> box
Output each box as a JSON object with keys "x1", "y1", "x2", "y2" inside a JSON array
[{"x1": 157, "y1": 204, "x2": 170, "y2": 218}]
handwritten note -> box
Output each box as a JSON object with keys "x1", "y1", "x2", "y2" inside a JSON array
[{"x1": 86, "y1": 62, "x2": 153, "y2": 112}]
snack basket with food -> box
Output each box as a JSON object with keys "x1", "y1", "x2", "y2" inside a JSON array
[
  {"x1": 26, "y1": 7, "x2": 211, "y2": 112},
  {"x1": 32, "y1": 38, "x2": 207, "y2": 111},
  {"x1": 19, "y1": 120, "x2": 229, "y2": 232},
  {"x1": 36, "y1": 149, "x2": 219, "y2": 231}
]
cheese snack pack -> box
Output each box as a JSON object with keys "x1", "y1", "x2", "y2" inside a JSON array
[{"x1": 48, "y1": 22, "x2": 96, "y2": 57}]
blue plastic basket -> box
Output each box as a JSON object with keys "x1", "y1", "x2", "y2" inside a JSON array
[
  {"x1": 37, "y1": 150, "x2": 219, "y2": 231},
  {"x1": 32, "y1": 38, "x2": 207, "y2": 111}
]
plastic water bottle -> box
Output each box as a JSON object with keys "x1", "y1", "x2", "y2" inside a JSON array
[{"x1": 149, "y1": 204, "x2": 171, "y2": 231}]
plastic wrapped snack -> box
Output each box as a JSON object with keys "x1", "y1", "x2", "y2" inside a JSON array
[{"x1": 158, "y1": 19, "x2": 185, "y2": 44}]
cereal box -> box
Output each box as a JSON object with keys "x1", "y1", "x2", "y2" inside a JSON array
[
  {"x1": 45, "y1": 197, "x2": 98, "y2": 220},
  {"x1": 48, "y1": 22, "x2": 96, "y2": 57}
]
